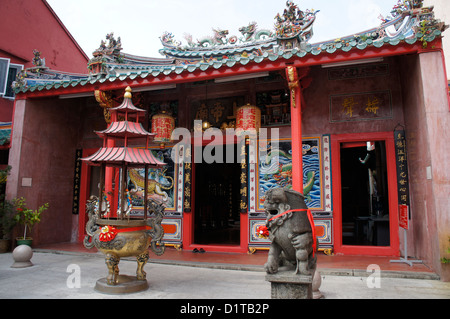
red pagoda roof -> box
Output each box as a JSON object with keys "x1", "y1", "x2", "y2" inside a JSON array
[
  {"x1": 95, "y1": 121, "x2": 155, "y2": 140},
  {"x1": 109, "y1": 87, "x2": 147, "y2": 118},
  {"x1": 82, "y1": 147, "x2": 166, "y2": 167}
]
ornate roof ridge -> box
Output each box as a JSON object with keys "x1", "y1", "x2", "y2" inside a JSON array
[
  {"x1": 121, "y1": 52, "x2": 174, "y2": 64},
  {"x1": 13, "y1": 0, "x2": 448, "y2": 94}
]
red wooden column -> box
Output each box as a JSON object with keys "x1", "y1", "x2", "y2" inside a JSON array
[
  {"x1": 286, "y1": 66, "x2": 309, "y2": 194},
  {"x1": 95, "y1": 90, "x2": 117, "y2": 217}
]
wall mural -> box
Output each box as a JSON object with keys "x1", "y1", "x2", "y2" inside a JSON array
[
  {"x1": 257, "y1": 137, "x2": 323, "y2": 211},
  {"x1": 126, "y1": 148, "x2": 177, "y2": 216}
]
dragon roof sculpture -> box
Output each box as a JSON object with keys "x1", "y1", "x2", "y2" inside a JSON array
[
  {"x1": 274, "y1": 1, "x2": 319, "y2": 42},
  {"x1": 13, "y1": 0, "x2": 448, "y2": 94},
  {"x1": 159, "y1": 1, "x2": 318, "y2": 63}
]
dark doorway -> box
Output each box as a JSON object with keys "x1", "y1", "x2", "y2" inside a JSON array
[
  {"x1": 194, "y1": 144, "x2": 241, "y2": 245},
  {"x1": 340, "y1": 141, "x2": 390, "y2": 246}
]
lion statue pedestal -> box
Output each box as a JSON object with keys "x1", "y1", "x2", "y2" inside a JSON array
[
  {"x1": 266, "y1": 270, "x2": 313, "y2": 299},
  {"x1": 262, "y1": 188, "x2": 318, "y2": 299}
]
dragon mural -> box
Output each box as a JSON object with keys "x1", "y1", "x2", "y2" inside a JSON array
[
  {"x1": 128, "y1": 168, "x2": 174, "y2": 210},
  {"x1": 128, "y1": 169, "x2": 174, "y2": 202}
]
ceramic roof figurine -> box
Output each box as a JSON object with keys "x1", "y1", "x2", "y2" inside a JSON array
[{"x1": 12, "y1": 0, "x2": 448, "y2": 94}]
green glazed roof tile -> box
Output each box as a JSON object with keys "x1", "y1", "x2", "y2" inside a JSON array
[{"x1": 13, "y1": 2, "x2": 447, "y2": 94}]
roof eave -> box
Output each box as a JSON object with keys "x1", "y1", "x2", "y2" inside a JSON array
[{"x1": 15, "y1": 38, "x2": 438, "y2": 99}]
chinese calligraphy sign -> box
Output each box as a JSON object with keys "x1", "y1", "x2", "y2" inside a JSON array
[
  {"x1": 192, "y1": 96, "x2": 244, "y2": 127},
  {"x1": 394, "y1": 130, "x2": 410, "y2": 207},
  {"x1": 72, "y1": 149, "x2": 82, "y2": 214},
  {"x1": 330, "y1": 90, "x2": 392, "y2": 122},
  {"x1": 394, "y1": 130, "x2": 410, "y2": 227}
]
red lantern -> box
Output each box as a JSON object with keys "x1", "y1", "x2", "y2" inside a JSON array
[
  {"x1": 235, "y1": 104, "x2": 261, "y2": 137},
  {"x1": 151, "y1": 112, "x2": 175, "y2": 149}
]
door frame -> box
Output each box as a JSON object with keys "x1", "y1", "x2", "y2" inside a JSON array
[
  {"x1": 331, "y1": 132, "x2": 399, "y2": 256},
  {"x1": 182, "y1": 135, "x2": 249, "y2": 253}
]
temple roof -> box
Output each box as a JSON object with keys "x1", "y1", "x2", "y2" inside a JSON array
[
  {"x1": 13, "y1": 0, "x2": 448, "y2": 94},
  {"x1": 0, "y1": 122, "x2": 12, "y2": 146}
]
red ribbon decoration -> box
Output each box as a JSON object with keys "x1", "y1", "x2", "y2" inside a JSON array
[
  {"x1": 256, "y1": 225, "x2": 269, "y2": 239},
  {"x1": 98, "y1": 225, "x2": 151, "y2": 242},
  {"x1": 99, "y1": 226, "x2": 118, "y2": 242},
  {"x1": 268, "y1": 209, "x2": 317, "y2": 257}
]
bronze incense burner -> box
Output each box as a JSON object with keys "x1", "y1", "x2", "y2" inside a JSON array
[
  {"x1": 81, "y1": 87, "x2": 167, "y2": 293},
  {"x1": 84, "y1": 197, "x2": 165, "y2": 293}
]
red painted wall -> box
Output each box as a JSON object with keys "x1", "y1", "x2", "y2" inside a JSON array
[
  {"x1": 8, "y1": 97, "x2": 84, "y2": 246},
  {"x1": 0, "y1": 95, "x2": 14, "y2": 123},
  {"x1": 0, "y1": 0, "x2": 88, "y2": 122},
  {"x1": 0, "y1": 0, "x2": 88, "y2": 72},
  {"x1": 400, "y1": 52, "x2": 450, "y2": 281},
  {"x1": 301, "y1": 57, "x2": 405, "y2": 136}
]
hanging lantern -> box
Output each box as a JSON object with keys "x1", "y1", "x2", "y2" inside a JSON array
[
  {"x1": 151, "y1": 111, "x2": 175, "y2": 149},
  {"x1": 235, "y1": 104, "x2": 261, "y2": 138}
]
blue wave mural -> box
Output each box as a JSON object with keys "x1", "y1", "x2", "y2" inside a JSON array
[{"x1": 258, "y1": 138, "x2": 323, "y2": 210}]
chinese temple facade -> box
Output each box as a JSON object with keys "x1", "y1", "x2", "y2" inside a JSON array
[{"x1": 7, "y1": 1, "x2": 450, "y2": 280}]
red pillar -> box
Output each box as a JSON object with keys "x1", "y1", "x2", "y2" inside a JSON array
[
  {"x1": 95, "y1": 90, "x2": 117, "y2": 218},
  {"x1": 286, "y1": 66, "x2": 309, "y2": 194}
]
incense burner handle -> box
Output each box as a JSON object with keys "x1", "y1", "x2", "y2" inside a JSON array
[
  {"x1": 146, "y1": 200, "x2": 166, "y2": 256},
  {"x1": 83, "y1": 196, "x2": 100, "y2": 249}
]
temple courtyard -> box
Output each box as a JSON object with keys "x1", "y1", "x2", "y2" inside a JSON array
[{"x1": 0, "y1": 249, "x2": 448, "y2": 299}]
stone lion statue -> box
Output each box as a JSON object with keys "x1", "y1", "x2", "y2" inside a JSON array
[{"x1": 263, "y1": 187, "x2": 317, "y2": 276}]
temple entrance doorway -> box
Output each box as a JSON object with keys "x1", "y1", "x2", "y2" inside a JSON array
[
  {"x1": 331, "y1": 132, "x2": 399, "y2": 256},
  {"x1": 193, "y1": 143, "x2": 241, "y2": 246},
  {"x1": 340, "y1": 141, "x2": 390, "y2": 247}
]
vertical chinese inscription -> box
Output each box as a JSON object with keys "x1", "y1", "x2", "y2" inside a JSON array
[
  {"x1": 394, "y1": 130, "x2": 410, "y2": 219},
  {"x1": 72, "y1": 149, "x2": 82, "y2": 214},
  {"x1": 322, "y1": 135, "x2": 332, "y2": 212},
  {"x1": 240, "y1": 143, "x2": 248, "y2": 213},
  {"x1": 184, "y1": 162, "x2": 192, "y2": 213}
]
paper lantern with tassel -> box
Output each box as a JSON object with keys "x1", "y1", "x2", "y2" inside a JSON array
[
  {"x1": 235, "y1": 104, "x2": 261, "y2": 138},
  {"x1": 151, "y1": 111, "x2": 175, "y2": 149}
]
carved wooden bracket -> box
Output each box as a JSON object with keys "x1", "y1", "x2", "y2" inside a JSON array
[{"x1": 95, "y1": 90, "x2": 115, "y2": 123}]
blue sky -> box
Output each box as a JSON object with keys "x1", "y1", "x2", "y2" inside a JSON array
[{"x1": 47, "y1": 0, "x2": 398, "y2": 57}]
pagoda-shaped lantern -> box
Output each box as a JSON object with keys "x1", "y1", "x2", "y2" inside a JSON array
[{"x1": 82, "y1": 87, "x2": 167, "y2": 294}]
